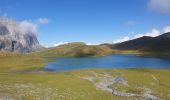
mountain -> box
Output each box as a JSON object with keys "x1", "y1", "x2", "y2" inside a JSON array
[
  {"x1": 109, "y1": 32, "x2": 170, "y2": 52},
  {"x1": 38, "y1": 42, "x2": 114, "y2": 58},
  {"x1": 38, "y1": 32, "x2": 170, "y2": 58},
  {"x1": 0, "y1": 18, "x2": 44, "y2": 53}
]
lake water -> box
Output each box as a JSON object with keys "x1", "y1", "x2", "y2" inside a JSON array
[{"x1": 44, "y1": 54, "x2": 170, "y2": 71}]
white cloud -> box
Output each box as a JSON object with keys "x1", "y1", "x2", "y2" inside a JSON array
[
  {"x1": 18, "y1": 20, "x2": 38, "y2": 34},
  {"x1": 113, "y1": 36, "x2": 130, "y2": 43},
  {"x1": 85, "y1": 42, "x2": 100, "y2": 45},
  {"x1": 17, "y1": 18, "x2": 50, "y2": 35},
  {"x1": 113, "y1": 26, "x2": 169, "y2": 43},
  {"x1": 53, "y1": 42, "x2": 69, "y2": 47},
  {"x1": 163, "y1": 26, "x2": 170, "y2": 33},
  {"x1": 37, "y1": 18, "x2": 49, "y2": 24},
  {"x1": 148, "y1": 0, "x2": 170, "y2": 14},
  {"x1": 52, "y1": 42, "x2": 101, "y2": 47},
  {"x1": 134, "y1": 29, "x2": 161, "y2": 38},
  {"x1": 40, "y1": 43, "x2": 49, "y2": 48}
]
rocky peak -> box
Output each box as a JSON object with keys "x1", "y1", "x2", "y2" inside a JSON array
[{"x1": 0, "y1": 18, "x2": 44, "y2": 53}]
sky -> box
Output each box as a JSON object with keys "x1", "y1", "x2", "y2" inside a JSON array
[{"x1": 0, "y1": 0, "x2": 170, "y2": 47}]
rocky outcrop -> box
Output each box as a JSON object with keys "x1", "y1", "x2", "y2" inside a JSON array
[
  {"x1": 82, "y1": 72, "x2": 158, "y2": 100},
  {"x1": 0, "y1": 18, "x2": 44, "y2": 53}
]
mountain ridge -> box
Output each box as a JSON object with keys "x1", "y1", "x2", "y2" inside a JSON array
[
  {"x1": 110, "y1": 32, "x2": 170, "y2": 52},
  {"x1": 0, "y1": 18, "x2": 44, "y2": 53}
]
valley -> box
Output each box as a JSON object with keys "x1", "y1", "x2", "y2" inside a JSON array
[
  {"x1": 0, "y1": 47, "x2": 170, "y2": 100},
  {"x1": 0, "y1": 18, "x2": 170, "y2": 100}
]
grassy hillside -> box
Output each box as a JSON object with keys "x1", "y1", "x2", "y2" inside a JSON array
[
  {"x1": 0, "y1": 52, "x2": 170, "y2": 99},
  {"x1": 0, "y1": 52, "x2": 46, "y2": 72},
  {"x1": 0, "y1": 45, "x2": 170, "y2": 99},
  {"x1": 38, "y1": 42, "x2": 114, "y2": 59},
  {"x1": 111, "y1": 32, "x2": 170, "y2": 53}
]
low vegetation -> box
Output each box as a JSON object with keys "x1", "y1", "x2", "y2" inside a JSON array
[
  {"x1": 37, "y1": 42, "x2": 114, "y2": 59},
  {"x1": 0, "y1": 44, "x2": 170, "y2": 100},
  {"x1": 109, "y1": 32, "x2": 170, "y2": 52},
  {"x1": 0, "y1": 51, "x2": 46, "y2": 72}
]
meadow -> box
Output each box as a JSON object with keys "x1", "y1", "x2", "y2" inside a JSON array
[{"x1": 0, "y1": 51, "x2": 170, "y2": 100}]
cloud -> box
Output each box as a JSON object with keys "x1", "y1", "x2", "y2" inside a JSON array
[
  {"x1": 113, "y1": 26, "x2": 170, "y2": 43},
  {"x1": 113, "y1": 36, "x2": 130, "y2": 43},
  {"x1": 163, "y1": 26, "x2": 170, "y2": 33},
  {"x1": 52, "y1": 42, "x2": 100, "y2": 47},
  {"x1": 126, "y1": 20, "x2": 137, "y2": 26},
  {"x1": 37, "y1": 18, "x2": 49, "y2": 24},
  {"x1": 148, "y1": 0, "x2": 170, "y2": 14},
  {"x1": 53, "y1": 42, "x2": 69, "y2": 47},
  {"x1": 85, "y1": 42, "x2": 100, "y2": 45},
  {"x1": 18, "y1": 18, "x2": 50, "y2": 35},
  {"x1": 18, "y1": 20, "x2": 38, "y2": 34},
  {"x1": 134, "y1": 29, "x2": 161, "y2": 38},
  {"x1": 40, "y1": 43, "x2": 49, "y2": 48}
]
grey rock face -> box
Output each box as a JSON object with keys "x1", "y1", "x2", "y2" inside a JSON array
[{"x1": 0, "y1": 18, "x2": 44, "y2": 53}]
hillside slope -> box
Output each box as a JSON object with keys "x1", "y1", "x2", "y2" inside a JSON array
[
  {"x1": 109, "y1": 32, "x2": 170, "y2": 52},
  {"x1": 38, "y1": 42, "x2": 114, "y2": 58}
]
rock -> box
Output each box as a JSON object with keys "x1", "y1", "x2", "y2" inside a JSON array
[
  {"x1": 114, "y1": 76, "x2": 128, "y2": 85},
  {"x1": 82, "y1": 74, "x2": 158, "y2": 100},
  {"x1": 0, "y1": 18, "x2": 44, "y2": 53}
]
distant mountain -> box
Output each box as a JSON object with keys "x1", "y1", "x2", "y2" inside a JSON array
[
  {"x1": 39, "y1": 32, "x2": 170, "y2": 58},
  {"x1": 0, "y1": 18, "x2": 44, "y2": 53},
  {"x1": 109, "y1": 32, "x2": 170, "y2": 52}
]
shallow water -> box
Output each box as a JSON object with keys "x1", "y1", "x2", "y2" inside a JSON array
[{"x1": 44, "y1": 54, "x2": 170, "y2": 71}]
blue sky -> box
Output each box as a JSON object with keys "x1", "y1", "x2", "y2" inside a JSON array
[{"x1": 0, "y1": 0, "x2": 170, "y2": 46}]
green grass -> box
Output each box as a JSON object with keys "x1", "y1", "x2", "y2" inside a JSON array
[
  {"x1": 0, "y1": 52, "x2": 46, "y2": 73},
  {"x1": 0, "y1": 51, "x2": 170, "y2": 100},
  {"x1": 36, "y1": 42, "x2": 114, "y2": 59}
]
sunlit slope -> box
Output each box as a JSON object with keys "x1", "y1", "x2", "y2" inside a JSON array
[
  {"x1": 0, "y1": 52, "x2": 46, "y2": 72},
  {"x1": 38, "y1": 42, "x2": 114, "y2": 58}
]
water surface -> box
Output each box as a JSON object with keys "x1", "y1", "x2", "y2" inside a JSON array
[{"x1": 44, "y1": 55, "x2": 170, "y2": 71}]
